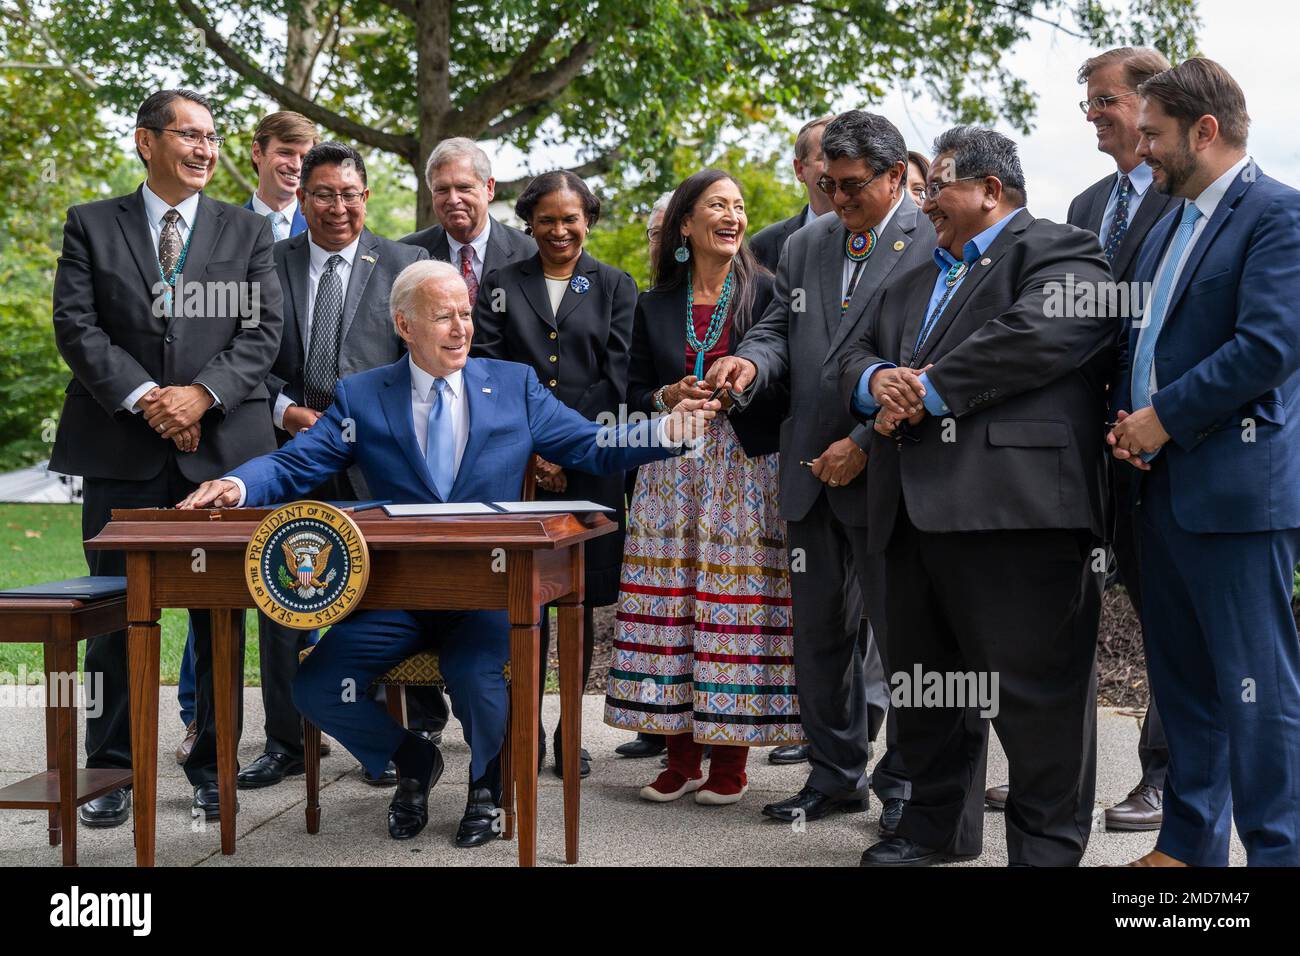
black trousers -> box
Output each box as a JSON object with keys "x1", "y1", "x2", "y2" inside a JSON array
[
  {"x1": 1110, "y1": 492, "x2": 1169, "y2": 790},
  {"x1": 785, "y1": 492, "x2": 908, "y2": 800},
  {"x1": 885, "y1": 504, "x2": 1098, "y2": 866},
  {"x1": 82, "y1": 456, "x2": 245, "y2": 786},
  {"x1": 537, "y1": 604, "x2": 596, "y2": 735}
]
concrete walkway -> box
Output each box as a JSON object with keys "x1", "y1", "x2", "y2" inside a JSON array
[{"x1": 0, "y1": 689, "x2": 1245, "y2": 866}]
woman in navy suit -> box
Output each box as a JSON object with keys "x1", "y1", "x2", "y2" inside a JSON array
[{"x1": 472, "y1": 170, "x2": 637, "y2": 777}]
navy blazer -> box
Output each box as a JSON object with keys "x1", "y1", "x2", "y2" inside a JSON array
[
  {"x1": 243, "y1": 197, "x2": 308, "y2": 237},
  {"x1": 1114, "y1": 163, "x2": 1300, "y2": 533},
  {"x1": 230, "y1": 356, "x2": 682, "y2": 506}
]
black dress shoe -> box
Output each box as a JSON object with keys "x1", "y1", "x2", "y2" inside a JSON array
[
  {"x1": 768, "y1": 743, "x2": 810, "y2": 765},
  {"x1": 878, "y1": 797, "x2": 905, "y2": 836},
  {"x1": 614, "y1": 733, "x2": 666, "y2": 758},
  {"x1": 191, "y1": 782, "x2": 236, "y2": 821},
  {"x1": 762, "y1": 784, "x2": 867, "y2": 823},
  {"x1": 985, "y1": 783, "x2": 1008, "y2": 810},
  {"x1": 859, "y1": 836, "x2": 944, "y2": 867},
  {"x1": 236, "y1": 752, "x2": 304, "y2": 789},
  {"x1": 78, "y1": 787, "x2": 131, "y2": 828},
  {"x1": 455, "y1": 785, "x2": 501, "y2": 848},
  {"x1": 363, "y1": 761, "x2": 399, "y2": 786},
  {"x1": 552, "y1": 730, "x2": 591, "y2": 779},
  {"x1": 387, "y1": 748, "x2": 445, "y2": 841},
  {"x1": 415, "y1": 728, "x2": 443, "y2": 748},
  {"x1": 1105, "y1": 784, "x2": 1163, "y2": 831}
]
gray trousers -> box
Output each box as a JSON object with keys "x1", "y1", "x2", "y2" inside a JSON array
[{"x1": 786, "y1": 491, "x2": 909, "y2": 801}]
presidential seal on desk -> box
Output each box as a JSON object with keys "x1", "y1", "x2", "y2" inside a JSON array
[{"x1": 244, "y1": 501, "x2": 370, "y2": 629}]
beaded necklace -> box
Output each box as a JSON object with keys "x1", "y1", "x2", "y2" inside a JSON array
[{"x1": 685, "y1": 267, "x2": 734, "y2": 379}]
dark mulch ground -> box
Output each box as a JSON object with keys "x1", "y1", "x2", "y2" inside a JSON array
[{"x1": 574, "y1": 591, "x2": 1300, "y2": 710}]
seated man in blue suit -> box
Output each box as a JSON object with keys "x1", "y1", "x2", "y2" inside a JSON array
[
  {"x1": 1110, "y1": 58, "x2": 1300, "y2": 867},
  {"x1": 179, "y1": 259, "x2": 717, "y2": 847}
]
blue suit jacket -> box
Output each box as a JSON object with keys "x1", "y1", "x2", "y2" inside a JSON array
[
  {"x1": 1114, "y1": 163, "x2": 1300, "y2": 533},
  {"x1": 230, "y1": 356, "x2": 680, "y2": 506},
  {"x1": 243, "y1": 197, "x2": 308, "y2": 238}
]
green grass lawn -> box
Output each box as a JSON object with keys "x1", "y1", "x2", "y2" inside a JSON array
[{"x1": 1, "y1": 502, "x2": 261, "y2": 685}]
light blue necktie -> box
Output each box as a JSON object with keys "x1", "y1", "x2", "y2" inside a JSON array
[
  {"x1": 1132, "y1": 202, "x2": 1204, "y2": 411},
  {"x1": 267, "y1": 210, "x2": 287, "y2": 241},
  {"x1": 424, "y1": 378, "x2": 454, "y2": 499}
]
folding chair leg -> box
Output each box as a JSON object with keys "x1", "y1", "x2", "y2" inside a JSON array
[{"x1": 304, "y1": 718, "x2": 321, "y2": 834}]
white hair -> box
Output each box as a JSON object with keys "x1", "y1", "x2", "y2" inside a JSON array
[
  {"x1": 650, "y1": 190, "x2": 674, "y2": 220},
  {"x1": 390, "y1": 259, "x2": 465, "y2": 325},
  {"x1": 423, "y1": 137, "x2": 492, "y2": 189}
]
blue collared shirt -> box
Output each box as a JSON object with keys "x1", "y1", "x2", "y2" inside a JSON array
[{"x1": 853, "y1": 207, "x2": 1025, "y2": 417}]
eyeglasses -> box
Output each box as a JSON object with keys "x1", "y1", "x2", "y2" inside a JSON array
[
  {"x1": 921, "y1": 175, "x2": 985, "y2": 201},
  {"x1": 646, "y1": 227, "x2": 662, "y2": 241},
  {"x1": 816, "y1": 168, "x2": 887, "y2": 198},
  {"x1": 1078, "y1": 91, "x2": 1137, "y2": 114},
  {"x1": 145, "y1": 127, "x2": 226, "y2": 148},
  {"x1": 307, "y1": 190, "x2": 366, "y2": 208}
]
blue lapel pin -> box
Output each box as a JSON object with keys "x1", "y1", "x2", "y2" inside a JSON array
[{"x1": 570, "y1": 275, "x2": 590, "y2": 294}]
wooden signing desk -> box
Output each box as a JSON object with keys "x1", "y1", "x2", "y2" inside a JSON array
[{"x1": 86, "y1": 507, "x2": 613, "y2": 867}]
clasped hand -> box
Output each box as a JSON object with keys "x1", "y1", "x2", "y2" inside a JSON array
[{"x1": 1107, "y1": 407, "x2": 1169, "y2": 471}]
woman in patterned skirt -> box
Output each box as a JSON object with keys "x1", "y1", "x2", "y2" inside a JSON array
[{"x1": 605, "y1": 168, "x2": 798, "y2": 805}]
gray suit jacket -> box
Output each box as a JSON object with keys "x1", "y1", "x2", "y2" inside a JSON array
[
  {"x1": 735, "y1": 197, "x2": 935, "y2": 526},
  {"x1": 400, "y1": 216, "x2": 536, "y2": 275},
  {"x1": 750, "y1": 205, "x2": 808, "y2": 273},
  {"x1": 50, "y1": 186, "x2": 283, "y2": 482},
  {"x1": 838, "y1": 210, "x2": 1115, "y2": 551},
  {"x1": 1067, "y1": 171, "x2": 1179, "y2": 285}
]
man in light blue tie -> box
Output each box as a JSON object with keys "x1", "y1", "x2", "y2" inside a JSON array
[
  {"x1": 1110, "y1": 58, "x2": 1300, "y2": 867},
  {"x1": 179, "y1": 260, "x2": 719, "y2": 846},
  {"x1": 243, "y1": 111, "x2": 316, "y2": 240}
]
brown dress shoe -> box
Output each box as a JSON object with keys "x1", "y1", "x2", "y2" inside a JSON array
[
  {"x1": 1105, "y1": 784, "x2": 1162, "y2": 831},
  {"x1": 1128, "y1": 849, "x2": 1187, "y2": 867},
  {"x1": 175, "y1": 720, "x2": 198, "y2": 765},
  {"x1": 984, "y1": 783, "x2": 1008, "y2": 810}
]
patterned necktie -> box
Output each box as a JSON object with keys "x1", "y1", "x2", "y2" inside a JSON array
[
  {"x1": 1131, "y1": 203, "x2": 1204, "y2": 423},
  {"x1": 304, "y1": 254, "x2": 345, "y2": 411},
  {"x1": 267, "y1": 210, "x2": 287, "y2": 242},
  {"x1": 159, "y1": 209, "x2": 182, "y2": 278},
  {"x1": 425, "y1": 378, "x2": 454, "y2": 500},
  {"x1": 460, "y1": 245, "x2": 479, "y2": 306},
  {"x1": 1103, "y1": 174, "x2": 1131, "y2": 262}
]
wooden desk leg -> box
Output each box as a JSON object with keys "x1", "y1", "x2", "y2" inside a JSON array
[
  {"x1": 45, "y1": 634, "x2": 78, "y2": 865},
  {"x1": 42, "y1": 641, "x2": 60, "y2": 850},
  {"x1": 556, "y1": 604, "x2": 582, "y2": 864},
  {"x1": 210, "y1": 609, "x2": 240, "y2": 855},
  {"x1": 509, "y1": 623, "x2": 540, "y2": 867},
  {"x1": 128, "y1": 621, "x2": 161, "y2": 867}
]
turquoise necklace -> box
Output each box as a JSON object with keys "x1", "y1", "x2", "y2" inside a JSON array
[{"x1": 685, "y1": 267, "x2": 734, "y2": 380}]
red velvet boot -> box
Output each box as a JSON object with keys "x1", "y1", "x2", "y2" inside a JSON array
[
  {"x1": 639, "y1": 734, "x2": 705, "y2": 802},
  {"x1": 696, "y1": 744, "x2": 749, "y2": 805}
]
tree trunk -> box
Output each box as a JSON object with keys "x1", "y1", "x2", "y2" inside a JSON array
[
  {"x1": 285, "y1": 0, "x2": 322, "y2": 98},
  {"x1": 414, "y1": 0, "x2": 453, "y2": 229}
]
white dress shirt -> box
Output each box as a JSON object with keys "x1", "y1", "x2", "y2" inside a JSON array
[
  {"x1": 447, "y1": 218, "x2": 492, "y2": 282},
  {"x1": 274, "y1": 234, "x2": 361, "y2": 429},
  {"x1": 250, "y1": 192, "x2": 300, "y2": 241},
  {"x1": 1137, "y1": 155, "x2": 1250, "y2": 395},
  {"x1": 123, "y1": 184, "x2": 211, "y2": 413}
]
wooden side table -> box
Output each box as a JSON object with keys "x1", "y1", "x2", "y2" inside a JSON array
[{"x1": 0, "y1": 581, "x2": 136, "y2": 866}]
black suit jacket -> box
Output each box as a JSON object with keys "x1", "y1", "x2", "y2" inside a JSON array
[
  {"x1": 1067, "y1": 171, "x2": 1179, "y2": 285},
  {"x1": 839, "y1": 210, "x2": 1115, "y2": 551},
  {"x1": 736, "y1": 199, "x2": 935, "y2": 524},
  {"x1": 267, "y1": 227, "x2": 427, "y2": 417},
  {"x1": 749, "y1": 205, "x2": 808, "y2": 273},
  {"x1": 50, "y1": 186, "x2": 283, "y2": 482},
  {"x1": 629, "y1": 274, "x2": 788, "y2": 459},
  {"x1": 401, "y1": 216, "x2": 536, "y2": 275},
  {"x1": 470, "y1": 249, "x2": 636, "y2": 604}
]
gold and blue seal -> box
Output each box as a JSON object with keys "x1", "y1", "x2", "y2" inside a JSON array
[{"x1": 244, "y1": 500, "x2": 370, "y2": 630}]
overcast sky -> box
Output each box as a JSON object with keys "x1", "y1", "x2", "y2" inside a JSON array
[{"x1": 492, "y1": 0, "x2": 1299, "y2": 222}]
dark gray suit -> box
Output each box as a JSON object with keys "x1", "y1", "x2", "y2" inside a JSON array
[
  {"x1": 1069, "y1": 172, "x2": 1179, "y2": 793},
  {"x1": 253, "y1": 226, "x2": 427, "y2": 759},
  {"x1": 51, "y1": 185, "x2": 283, "y2": 786},
  {"x1": 750, "y1": 205, "x2": 809, "y2": 273},
  {"x1": 401, "y1": 216, "x2": 536, "y2": 275},
  {"x1": 839, "y1": 210, "x2": 1114, "y2": 865},
  {"x1": 733, "y1": 197, "x2": 932, "y2": 801}
]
